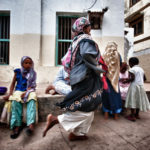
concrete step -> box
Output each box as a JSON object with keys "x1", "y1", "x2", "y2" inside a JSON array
[
  {"x1": 0, "y1": 82, "x2": 150, "y2": 122},
  {"x1": 0, "y1": 94, "x2": 65, "y2": 122}
]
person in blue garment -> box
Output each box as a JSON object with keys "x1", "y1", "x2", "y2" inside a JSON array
[
  {"x1": 3, "y1": 56, "x2": 37, "y2": 139},
  {"x1": 99, "y1": 42, "x2": 122, "y2": 120},
  {"x1": 45, "y1": 66, "x2": 71, "y2": 95}
]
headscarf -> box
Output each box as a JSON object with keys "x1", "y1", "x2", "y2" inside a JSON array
[
  {"x1": 72, "y1": 17, "x2": 90, "y2": 34},
  {"x1": 62, "y1": 17, "x2": 92, "y2": 75},
  {"x1": 103, "y1": 42, "x2": 120, "y2": 93},
  {"x1": 21, "y1": 56, "x2": 36, "y2": 102}
]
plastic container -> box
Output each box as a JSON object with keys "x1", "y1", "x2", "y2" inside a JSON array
[{"x1": 0, "y1": 87, "x2": 7, "y2": 95}]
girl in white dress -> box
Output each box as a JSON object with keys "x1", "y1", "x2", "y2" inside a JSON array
[{"x1": 125, "y1": 57, "x2": 150, "y2": 121}]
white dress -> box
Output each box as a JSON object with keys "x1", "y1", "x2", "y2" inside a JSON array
[
  {"x1": 58, "y1": 111, "x2": 94, "y2": 136},
  {"x1": 125, "y1": 65, "x2": 150, "y2": 111}
]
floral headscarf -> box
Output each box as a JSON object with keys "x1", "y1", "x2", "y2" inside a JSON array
[
  {"x1": 21, "y1": 56, "x2": 36, "y2": 102},
  {"x1": 72, "y1": 17, "x2": 90, "y2": 34}
]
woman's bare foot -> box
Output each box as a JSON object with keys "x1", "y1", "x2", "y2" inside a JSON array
[
  {"x1": 45, "y1": 84, "x2": 58, "y2": 95},
  {"x1": 42, "y1": 114, "x2": 58, "y2": 137},
  {"x1": 68, "y1": 132, "x2": 88, "y2": 141},
  {"x1": 104, "y1": 112, "x2": 108, "y2": 120}
]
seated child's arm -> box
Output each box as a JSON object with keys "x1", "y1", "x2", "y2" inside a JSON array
[{"x1": 3, "y1": 73, "x2": 16, "y2": 100}]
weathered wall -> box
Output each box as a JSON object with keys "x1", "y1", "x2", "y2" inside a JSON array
[
  {"x1": 125, "y1": 0, "x2": 150, "y2": 81},
  {"x1": 0, "y1": 0, "x2": 124, "y2": 83}
]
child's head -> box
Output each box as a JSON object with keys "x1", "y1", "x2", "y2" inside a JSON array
[
  {"x1": 129, "y1": 57, "x2": 139, "y2": 68},
  {"x1": 21, "y1": 56, "x2": 33, "y2": 70},
  {"x1": 120, "y1": 62, "x2": 128, "y2": 73}
]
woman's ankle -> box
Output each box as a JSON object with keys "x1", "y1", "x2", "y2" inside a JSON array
[
  {"x1": 114, "y1": 113, "x2": 119, "y2": 120},
  {"x1": 104, "y1": 112, "x2": 108, "y2": 119}
]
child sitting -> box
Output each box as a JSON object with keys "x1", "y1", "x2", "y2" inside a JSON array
[
  {"x1": 45, "y1": 66, "x2": 71, "y2": 95},
  {"x1": 2, "y1": 56, "x2": 38, "y2": 139}
]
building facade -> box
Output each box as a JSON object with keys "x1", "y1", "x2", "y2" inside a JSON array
[
  {"x1": 125, "y1": 0, "x2": 150, "y2": 81},
  {"x1": 0, "y1": 0, "x2": 124, "y2": 83}
]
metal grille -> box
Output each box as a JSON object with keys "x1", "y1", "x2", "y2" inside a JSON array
[
  {"x1": 130, "y1": 15, "x2": 143, "y2": 36},
  {"x1": 57, "y1": 16, "x2": 77, "y2": 65},
  {"x1": 58, "y1": 17, "x2": 72, "y2": 40},
  {"x1": 0, "y1": 15, "x2": 10, "y2": 64}
]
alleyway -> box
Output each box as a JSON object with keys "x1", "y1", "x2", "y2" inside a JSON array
[{"x1": 0, "y1": 111, "x2": 150, "y2": 150}]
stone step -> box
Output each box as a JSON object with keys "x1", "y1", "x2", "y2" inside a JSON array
[
  {"x1": 1, "y1": 91, "x2": 150, "y2": 122},
  {"x1": 0, "y1": 95, "x2": 65, "y2": 122}
]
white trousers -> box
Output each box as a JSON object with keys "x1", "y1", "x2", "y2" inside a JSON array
[{"x1": 58, "y1": 111, "x2": 94, "y2": 136}]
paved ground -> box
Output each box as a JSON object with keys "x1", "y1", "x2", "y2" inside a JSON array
[
  {"x1": 0, "y1": 82, "x2": 150, "y2": 150},
  {"x1": 0, "y1": 110, "x2": 150, "y2": 150}
]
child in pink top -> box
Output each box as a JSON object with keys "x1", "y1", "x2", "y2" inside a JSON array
[{"x1": 119, "y1": 62, "x2": 130, "y2": 101}]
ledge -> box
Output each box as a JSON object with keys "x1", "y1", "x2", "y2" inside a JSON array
[{"x1": 0, "y1": 94, "x2": 65, "y2": 122}]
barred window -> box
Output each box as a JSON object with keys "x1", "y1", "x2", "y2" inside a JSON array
[
  {"x1": 130, "y1": 0, "x2": 140, "y2": 7},
  {"x1": 0, "y1": 13, "x2": 10, "y2": 64},
  {"x1": 56, "y1": 16, "x2": 78, "y2": 65},
  {"x1": 129, "y1": 15, "x2": 143, "y2": 36},
  {"x1": 89, "y1": 12, "x2": 103, "y2": 29}
]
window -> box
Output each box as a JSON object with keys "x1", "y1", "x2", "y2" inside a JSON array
[
  {"x1": 89, "y1": 12, "x2": 103, "y2": 29},
  {"x1": 130, "y1": 0, "x2": 140, "y2": 7},
  {"x1": 0, "y1": 12, "x2": 10, "y2": 64},
  {"x1": 129, "y1": 15, "x2": 143, "y2": 36},
  {"x1": 56, "y1": 16, "x2": 78, "y2": 65}
]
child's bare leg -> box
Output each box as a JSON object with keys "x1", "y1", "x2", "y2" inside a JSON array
[
  {"x1": 43, "y1": 114, "x2": 59, "y2": 137},
  {"x1": 126, "y1": 108, "x2": 136, "y2": 121},
  {"x1": 135, "y1": 108, "x2": 140, "y2": 119},
  {"x1": 131, "y1": 109, "x2": 135, "y2": 117}
]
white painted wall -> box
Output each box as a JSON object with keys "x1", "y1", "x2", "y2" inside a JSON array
[
  {"x1": 0, "y1": 0, "x2": 124, "y2": 83},
  {"x1": 125, "y1": 0, "x2": 150, "y2": 52},
  {"x1": 0, "y1": 0, "x2": 41, "y2": 66}
]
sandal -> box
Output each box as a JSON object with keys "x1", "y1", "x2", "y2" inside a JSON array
[
  {"x1": 10, "y1": 128, "x2": 21, "y2": 139},
  {"x1": 135, "y1": 115, "x2": 140, "y2": 119},
  {"x1": 125, "y1": 115, "x2": 136, "y2": 122},
  {"x1": 26, "y1": 128, "x2": 33, "y2": 136}
]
